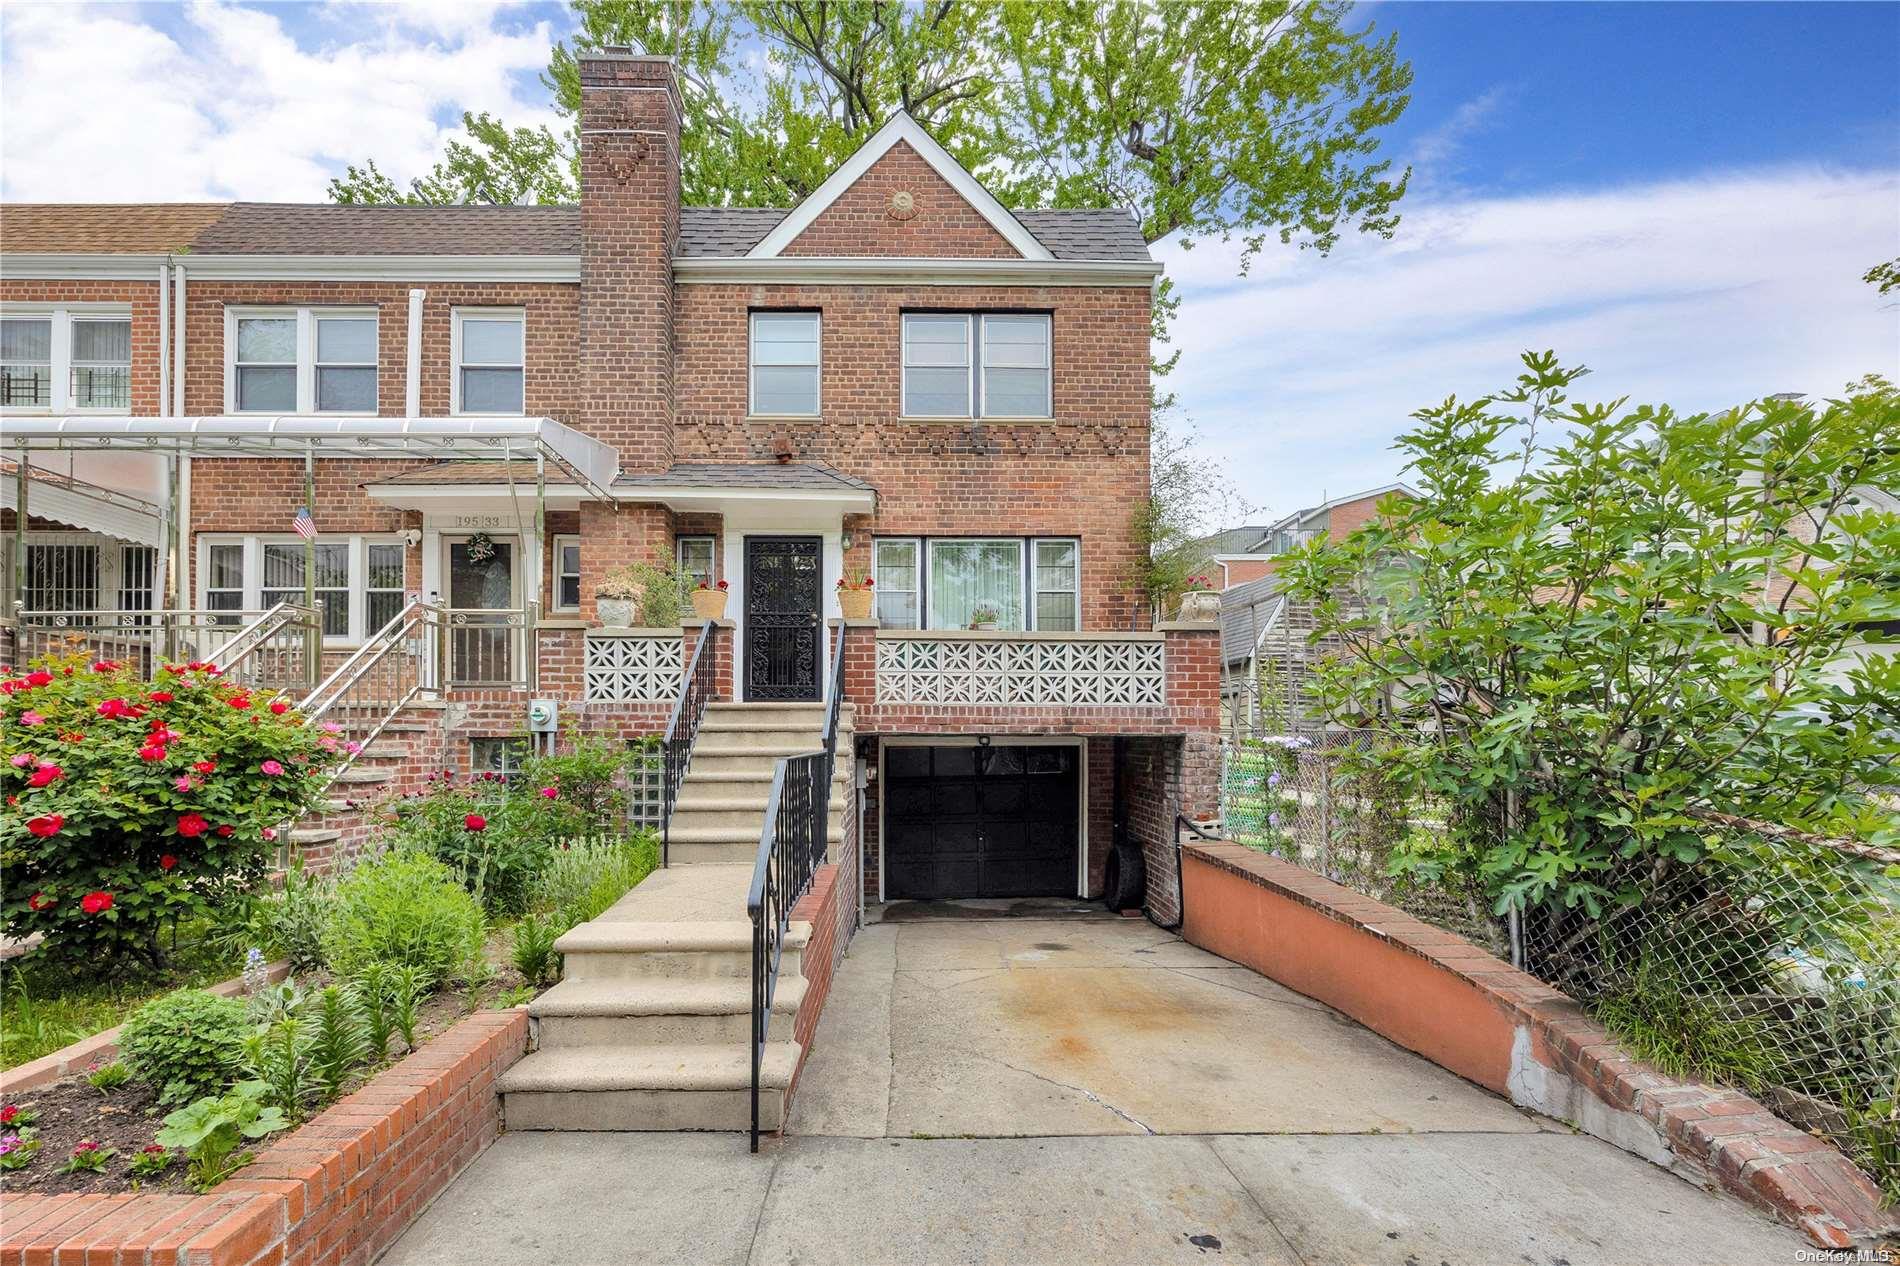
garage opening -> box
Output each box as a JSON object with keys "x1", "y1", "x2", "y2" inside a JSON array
[{"x1": 883, "y1": 743, "x2": 1081, "y2": 900}]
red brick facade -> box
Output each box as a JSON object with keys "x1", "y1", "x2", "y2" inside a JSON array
[{"x1": 782, "y1": 141, "x2": 1020, "y2": 258}]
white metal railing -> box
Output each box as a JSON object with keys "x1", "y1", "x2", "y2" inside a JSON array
[
  {"x1": 442, "y1": 604, "x2": 536, "y2": 689},
  {"x1": 9, "y1": 602, "x2": 321, "y2": 690},
  {"x1": 875, "y1": 631, "x2": 1166, "y2": 706}
]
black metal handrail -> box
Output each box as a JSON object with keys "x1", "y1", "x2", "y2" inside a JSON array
[
  {"x1": 746, "y1": 625, "x2": 848, "y2": 1151},
  {"x1": 661, "y1": 621, "x2": 719, "y2": 868}
]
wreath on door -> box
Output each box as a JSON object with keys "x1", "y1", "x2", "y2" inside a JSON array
[{"x1": 465, "y1": 532, "x2": 497, "y2": 565}]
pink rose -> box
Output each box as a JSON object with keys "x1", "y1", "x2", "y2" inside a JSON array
[
  {"x1": 9, "y1": 753, "x2": 31, "y2": 768},
  {"x1": 19, "y1": 711, "x2": 44, "y2": 727},
  {"x1": 173, "y1": 775, "x2": 195, "y2": 793},
  {"x1": 540, "y1": 786, "x2": 559, "y2": 800},
  {"x1": 261, "y1": 827, "x2": 278, "y2": 841},
  {"x1": 260, "y1": 759, "x2": 285, "y2": 776}
]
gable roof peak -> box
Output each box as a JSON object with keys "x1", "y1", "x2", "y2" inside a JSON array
[{"x1": 745, "y1": 110, "x2": 1054, "y2": 262}]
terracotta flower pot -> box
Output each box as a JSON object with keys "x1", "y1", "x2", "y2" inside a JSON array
[
  {"x1": 838, "y1": 588, "x2": 873, "y2": 620},
  {"x1": 691, "y1": 588, "x2": 729, "y2": 621}
]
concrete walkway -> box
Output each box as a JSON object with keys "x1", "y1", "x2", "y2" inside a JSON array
[{"x1": 385, "y1": 915, "x2": 1806, "y2": 1265}]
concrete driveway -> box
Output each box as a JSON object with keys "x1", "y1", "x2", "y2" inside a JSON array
[{"x1": 384, "y1": 913, "x2": 1806, "y2": 1265}]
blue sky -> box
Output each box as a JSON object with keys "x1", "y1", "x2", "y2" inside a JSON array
[{"x1": 2, "y1": 1, "x2": 1895, "y2": 522}]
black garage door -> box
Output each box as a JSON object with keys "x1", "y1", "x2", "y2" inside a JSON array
[{"x1": 883, "y1": 745, "x2": 1080, "y2": 900}]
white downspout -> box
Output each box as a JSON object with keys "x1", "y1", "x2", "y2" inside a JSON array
[
  {"x1": 171, "y1": 263, "x2": 189, "y2": 612},
  {"x1": 157, "y1": 262, "x2": 170, "y2": 419},
  {"x1": 405, "y1": 289, "x2": 425, "y2": 417},
  {"x1": 170, "y1": 265, "x2": 186, "y2": 418}
]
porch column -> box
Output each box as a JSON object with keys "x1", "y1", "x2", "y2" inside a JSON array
[{"x1": 10, "y1": 448, "x2": 26, "y2": 616}]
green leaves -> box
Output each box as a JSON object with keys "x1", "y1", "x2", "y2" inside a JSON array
[
  {"x1": 156, "y1": 1080, "x2": 289, "y2": 1192},
  {"x1": 1283, "y1": 353, "x2": 1900, "y2": 918}
]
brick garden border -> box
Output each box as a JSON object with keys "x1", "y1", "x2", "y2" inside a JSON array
[
  {"x1": 0, "y1": 1008, "x2": 527, "y2": 1265},
  {"x1": 1180, "y1": 840, "x2": 1897, "y2": 1250}
]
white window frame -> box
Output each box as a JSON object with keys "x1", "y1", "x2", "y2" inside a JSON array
[
  {"x1": 0, "y1": 304, "x2": 133, "y2": 415},
  {"x1": 875, "y1": 535, "x2": 1082, "y2": 631},
  {"x1": 872, "y1": 536, "x2": 922, "y2": 630},
  {"x1": 1031, "y1": 537, "x2": 1081, "y2": 631},
  {"x1": 195, "y1": 533, "x2": 407, "y2": 646},
  {"x1": 470, "y1": 737, "x2": 528, "y2": 778},
  {"x1": 676, "y1": 535, "x2": 716, "y2": 588},
  {"x1": 224, "y1": 307, "x2": 379, "y2": 415},
  {"x1": 552, "y1": 533, "x2": 583, "y2": 613},
  {"x1": 450, "y1": 307, "x2": 527, "y2": 417},
  {"x1": 978, "y1": 313, "x2": 1052, "y2": 420},
  {"x1": 900, "y1": 312, "x2": 973, "y2": 419},
  {"x1": 748, "y1": 311, "x2": 822, "y2": 418}
]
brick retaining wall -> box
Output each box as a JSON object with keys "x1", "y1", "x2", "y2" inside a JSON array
[
  {"x1": 0, "y1": 1008, "x2": 528, "y2": 1265},
  {"x1": 1179, "y1": 841, "x2": 1897, "y2": 1250}
]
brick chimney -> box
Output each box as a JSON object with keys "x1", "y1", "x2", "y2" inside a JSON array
[{"x1": 578, "y1": 49, "x2": 681, "y2": 475}]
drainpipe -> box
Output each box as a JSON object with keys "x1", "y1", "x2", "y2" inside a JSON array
[
  {"x1": 170, "y1": 264, "x2": 186, "y2": 418},
  {"x1": 11, "y1": 449, "x2": 26, "y2": 618},
  {"x1": 405, "y1": 289, "x2": 424, "y2": 417},
  {"x1": 157, "y1": 262, "x2": 170, "y2": 419},
  {"x1": 170, "y1": 263, "x2": 188, "y2": 613}
]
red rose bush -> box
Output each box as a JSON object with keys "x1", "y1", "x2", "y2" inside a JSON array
[{"x1": 1, "y1": 654, "x2": 341, "y2": 965}]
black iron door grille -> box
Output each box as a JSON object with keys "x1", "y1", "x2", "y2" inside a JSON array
[{"x1": 745, "y1": 536, "x2": 822, "y2": 701}]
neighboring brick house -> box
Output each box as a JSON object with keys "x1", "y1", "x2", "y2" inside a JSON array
[
  {"x1": 1200, "y1": 482, "x2": 1416, "y2": 588},
  {"x1": 1, "y1": 53, "x2": 1220, "y2": 923}
]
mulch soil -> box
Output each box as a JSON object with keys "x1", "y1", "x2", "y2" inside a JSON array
[{"x1": 0, "y1": 939, "x2": 531, "y2": 1199}]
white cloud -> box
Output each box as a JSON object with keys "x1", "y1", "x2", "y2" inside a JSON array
[
  {"x1": 1158, "y1": 167, "x2": 1900, "y2": 520},
  {"x1": 0, "y1": 0, "x2": 565, "y2": 202}
]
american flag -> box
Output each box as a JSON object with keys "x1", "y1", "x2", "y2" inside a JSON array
[{"x1": 292, "y1": 507, "x2": 318, "y2": 540}]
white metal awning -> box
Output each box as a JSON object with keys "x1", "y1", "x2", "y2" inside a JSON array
[
  {"x1": 1, "y1": 456, "x2": 166, "y2": 546},
  {"x1": 1, "y1": 416, "x2": 622, "y2": 503}
]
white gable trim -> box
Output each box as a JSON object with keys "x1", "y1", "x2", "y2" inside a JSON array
[{"x1": 746, "y1": 113, "x2": 1054, "y2": 262}]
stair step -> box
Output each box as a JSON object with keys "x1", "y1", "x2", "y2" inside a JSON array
[
  {"x1": 501, "y1": 1042, "x2": 801, "y2": 1131},
  {"x1": 557, "y1": 920, "x2": 807, "y2": 980},
  {"x1": 289, "y1": 828, "x2": 340, "y2": 845},
  {"x1": 531, "y1": 976, "x2": 804, "y2": 1045},
  {"x1": 666, "y1": 840, "x2": 834, "y2": 866},
  {"x1": 668, "y1": 824, "x2": 844, "y2": 844},
  {"x1": 330, "y1": 766, "x2": 394, "y2": 784}
]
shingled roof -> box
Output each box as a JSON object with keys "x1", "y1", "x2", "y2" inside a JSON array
[
  {"x1": 615, "y1": 462, "x2": 876, "y2": 493},
  {"x1": 0, "y1": 204, "x2": 229, "y2": 254},
  {"x1": 190, "y1": 203, "x2": 581, "y2": 255}
]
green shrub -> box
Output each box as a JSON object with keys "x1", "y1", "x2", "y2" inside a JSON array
[
  {"x1": 119, "y1": 989, "x2": 251, "y2": 1106},
  {"x1": 530, "y1": 832, "x2": 659, "y2": 928},
  {"x1": 1, "y1": 656, "x2": 344, "y2": 966},
  {"x1": 309, "y1": 985, "x2": 370, "y2": 1102},
  {"x1": 156, "y1": 1080, "x2": 288, "y2": 1192},
  {"x1": 511, "y1": 915, "x2": 561, "y2": 986},
  {"x1": 389, "y1": 776, "x2": 548, "y2": 915},
  {"x1": 320, "y1": 851, "x2": 484, "y2": 983}
]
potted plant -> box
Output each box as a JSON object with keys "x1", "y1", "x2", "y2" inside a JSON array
[
  {"x1": 691, "y1": 577, "x2": 730, "y2": 621},
  {"x1": 1177, "y1": 575, "x2": 1221, "y2": 622},
  {"x1": 837, "y1": 571, "x2": 874, "y2": 620},
  {"x1": 595, "y1": 565, "x2": 640, "y2": 628},
  {"x1": 968, "y1": 603, "x2": 1001, "y2": 631}
]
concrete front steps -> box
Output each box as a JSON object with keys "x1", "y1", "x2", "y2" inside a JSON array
[
  {"x1": 284, "y1": 702, "x2": 446, "y2": 872},
  {"x1": 502, "y1": 701, "x2": 848, "y2": 1133}
]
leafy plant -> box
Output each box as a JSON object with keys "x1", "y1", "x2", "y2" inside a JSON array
[
  {"x1": 59, "y1": 1140, "x2": 114, "y2": 1173},
  {"x1": 241, "y1": 1017, "x2": 313, "y2": 1122},
  {"x1": 391, "y1": 966, "x2": 427, "y2": 1051},
  {"x1": 309, "y1": 985, "x2": 370, "y2": 1103},
  {"x1": 155, "y1": 1080, "x2": 289, "y2": 1192},
  {"x1": 85, "y1": 1060, "x2": 132, "y2": 1094},
  {"x1": 119, "y1": 988, "x2": 252, "y2": 1106},
  {"x1": 128, "y1": 1142, "x2": 175, "y2": 1179},
  {"x1": 1282, "y1": 356, "x2": 1900, "y2": 920},
  {"x1": 0, "y1": 1131, "x2": 40, "y2": 1170},
  {"x1": 390, "y1": 776, "x2": 548, "y2": 916},
  {"x1": 319, "y1": 851, "x2": 485, "y2": 983},
  {"x1": 0, "y1": 1103, "x2": 38, "y2": 1129},
  {"x1": 0, "y1": 657, "x2": 343, "y2": 967},
  {"x1": 597, "y1": 561, "x2": 687, "y2": 626},
  {"x1": 528, "y1": 834, "x2": 658, "y2": 926},
  {"x1": 356, "y1": 963, "x2": 396, "y2": 1061},
  {"x1": 222, "y1": 863, "x2": 334, "y2": 974},
  {"x1": 491, "y1": 985, "x2": 535, "y2": 1009},
  {"x1": 510, "y1": 915, "x2": 561, "y2": 987}
]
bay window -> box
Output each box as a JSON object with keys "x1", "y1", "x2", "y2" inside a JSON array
[
  {"x1": 1, "y1": 307, "x2": 133, "y2": 412},
  {"x1": 749, "y1": 311, "x2": 820, "y2": 416},
  {"x1": 228, "y1": 308, "x2": 379, "y2": 414},
  {"x1": 198, "y1": 535, "x2": 408, "y2": 643},
  {"x1": 901, "y1": 312, "x2": 1051, "y2": 419},
  {"x1": 871, "y1": 536, "x2": 1081, "y2": 631}
]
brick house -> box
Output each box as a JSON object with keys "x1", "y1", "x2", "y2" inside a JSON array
[
  {"x1": 1200, "y1": 481, "x2": 1417, "y2": 589},
  {"x1": 0, "y1": 52, "x2": 1221, "y2": 935}
]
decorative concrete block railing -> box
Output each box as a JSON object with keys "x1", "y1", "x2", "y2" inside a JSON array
[
  {"x1": 1179, "y1": 840, "x2": 1898, "y2": 1249},
  {"x1": 583, "y1": 629, "x2": 684, "y2": 702},
  {"x1": 875, "y1": 630, "x2": 1166, "y2": 706}
]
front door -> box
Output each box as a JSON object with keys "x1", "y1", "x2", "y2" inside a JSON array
[
  {"x1": 744, "y1": 536, "x2": 822, "y2": 701},
  {"x1": 445, "y1": 536, "x2": 518, "y2": 686}
]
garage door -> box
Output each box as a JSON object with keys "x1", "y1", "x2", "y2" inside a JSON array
[{"x1": 883, "y1": 744, "x2": 1080, "y2": 900}]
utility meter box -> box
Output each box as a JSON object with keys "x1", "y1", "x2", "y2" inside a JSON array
[{"x1": 527, "y1": 699, "x2": 559, "y2": 734}]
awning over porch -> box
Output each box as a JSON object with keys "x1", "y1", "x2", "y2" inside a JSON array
[
  {"x1": 361, "y1": 461, "x2": 592, "y2": 513},
  {"x1": 1, "y1": 455, "x2": 166, "y2": 546},
  {"x1": 613, "y1": 462, "x2": 876, "y2": 515}
]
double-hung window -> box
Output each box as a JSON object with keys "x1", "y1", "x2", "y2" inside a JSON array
[
  {"x1": 676, "y1": 536, "x2": 716, "y2": 588},
  {"x1": 1, "y1": 308, "x2": 132, "y2": 413},
  {"x1": 199, "y1": 535, "x2": 408, "y2": 643},
  {"x1": 901, "y1": 312, "x2": 1051, "y2": 419},
  {"x1": 749, "y1": 312, "x2": 820, "y2": 416},
  {"x1": 552, "y1": 535, "x2": 583, "y2": 612},
  {"x1": 453, "y1": 309, "x2": 525, "y2": 415},
  {"x1": 229, "y1": 308, "x2": 378, "y2": 413},
  {"x1": 871, "y1": 536, "x2": 1081, "y2": 631}
]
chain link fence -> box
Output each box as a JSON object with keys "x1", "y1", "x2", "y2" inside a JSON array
[{"x1": 1219, "y1": 733, "x2": 1900, "y2": 1200}]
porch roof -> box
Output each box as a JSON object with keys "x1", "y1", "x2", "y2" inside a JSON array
[
  {"x1": 611, "y1": 462, "x2": 876, "y2": 515},
  {"x1": 0, "y1": 458, "x2": 165, "y2": 546}
]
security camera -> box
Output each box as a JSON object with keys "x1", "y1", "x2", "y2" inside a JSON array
[{"x1": 401, "y1": 528, "x2": 423, "y2": 548}]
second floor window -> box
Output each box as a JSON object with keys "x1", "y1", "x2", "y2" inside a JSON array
[
  {"x1": 901, "y1": 312, "x2": 1051, "y2": 419},
  {"x1": 454, "y1": 310, "x2": 525, "y2": 415},
  {"x1": 1, "y1": 309, "x2": 132, "y2": 412},
  {"x1": 230, "y1": 309, "x2": 378, "y2": 414},
  {"x1": 749, "y1": 311, "x2": 820, "y2": 416}
]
